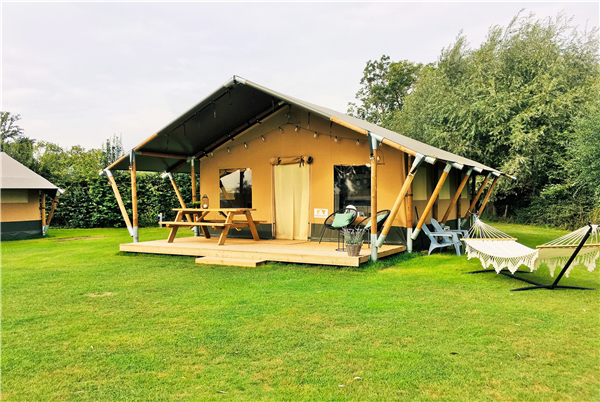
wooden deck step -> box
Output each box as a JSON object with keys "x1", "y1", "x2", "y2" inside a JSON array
[{"x1": 195, "y1": 256, "x2": 268, "y2": 267}]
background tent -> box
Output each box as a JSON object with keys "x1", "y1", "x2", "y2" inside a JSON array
[{"x1": 1, "y1": 153, "x2": 62, "y2": 239}]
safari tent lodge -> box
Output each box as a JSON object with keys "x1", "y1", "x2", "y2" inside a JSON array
[
  {"x1": 1, "y1": 152, "x2": 64, "y2": 240},
  {"x1": 104, "y1": 76, "x2": 512, "y2": 266}
]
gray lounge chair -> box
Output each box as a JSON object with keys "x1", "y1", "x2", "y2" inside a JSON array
[
  {"x1": 430, "y1": 218, "x2": 469, "y2": 240},
  {"x1": 421, "y1": 224, "x2": 463, "y2": 256}
]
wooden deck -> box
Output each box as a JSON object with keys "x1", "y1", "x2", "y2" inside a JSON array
[{"x1": 120, "y1": 237, "x2": 405, "y2": 267}]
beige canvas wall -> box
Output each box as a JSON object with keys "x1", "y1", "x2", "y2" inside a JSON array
[
  {"x1": 195, "y1": 107, "x2": 478, "y2": 232},
  {"x1": 1, "y1": 190, "x2": 41, "y2": 223},
  {"x1": 198, "y1": 108, "x2": 410, "y2": 229}
]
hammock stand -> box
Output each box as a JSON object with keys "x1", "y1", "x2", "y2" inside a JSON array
[
  {"x1": 510, "y1": 224, "x2": 595, "y2": 291},
  {"x1": 464, "y1": 217, "x2": 598, "y2": 291}
]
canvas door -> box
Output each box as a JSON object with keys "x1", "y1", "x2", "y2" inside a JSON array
[{"x1": 274, "y1": 164, "x2": 310, "y2": 240}]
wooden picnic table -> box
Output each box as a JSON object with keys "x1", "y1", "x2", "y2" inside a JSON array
[{"x1": 163, "y1": 208, "x2": 262, "y2": 245}]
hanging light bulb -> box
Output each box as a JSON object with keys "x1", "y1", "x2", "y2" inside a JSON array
[
  {"x1": 334, "y1": 136, "x2": 338, "y2": 142},
  {"x1": 314, "y1": 132, "x2": 317, "y2": 138},
  {"x1": 295, "y1": 126, "x2": 299, "y2": 132},
  {"x1": 210, "y1": 152, "x2": 214, "y2": 157},
  {"x1": 227, "y1": 147, "x2": 230, "y2": 153},
  {"x1": 279, "y1": 127, "x2": 284, "y2": 133},
  {"x1": 356, "y1": 139, "x2": 360, "y2": 145},
  {"x1": 244, "y1": 142, "x2": 248, "y2": 148},
  {"x1": 261, "y1": 135, "x2": 265, "y2": 142}
]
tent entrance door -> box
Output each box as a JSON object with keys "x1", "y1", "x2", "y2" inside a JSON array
[{"x1": 273, "y1": 164, "x2": 310, "y2": 240}]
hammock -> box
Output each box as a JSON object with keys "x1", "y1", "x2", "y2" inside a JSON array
[
  {"x1": 536, "y1": 225, "x2": 600, "y2": 277},
  {"x1": 463, "y1": 219, "x2": 538, "y2": 274},
  {"x1": 464, "y1": 218, "x2": 599, "y2": 291}
]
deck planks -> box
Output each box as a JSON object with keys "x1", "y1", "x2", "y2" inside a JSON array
[{"x1": 120, "y1": 237, "x2": 405, "y2": 267}]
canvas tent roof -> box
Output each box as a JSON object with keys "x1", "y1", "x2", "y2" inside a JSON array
[
  {"x1": 107, "y1": 76, "x2": 507, "y2": 177},
  {"x1": 1, "y1": 152, "x2": 58, "y2": 196}
]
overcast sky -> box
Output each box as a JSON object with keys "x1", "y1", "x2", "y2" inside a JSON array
[{"x1": 2, "y1": 2, "x2": 598, "y2": 152}]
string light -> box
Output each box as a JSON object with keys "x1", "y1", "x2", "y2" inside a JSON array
[{"x1": 212, "y1": 118, "x2": 372, "y2": 156}]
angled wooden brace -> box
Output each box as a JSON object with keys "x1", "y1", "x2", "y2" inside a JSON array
[
  {"x1": 376, "y1": 153, "x2": 436, "y2": 248},
  {"x1": 43, "y1": 188, "x2": 66, "y2": 234},
  {"x1": 477, "y1": 172, "x2": 501, "y2": 216},
  {"x1": 162, "y1": 172, "x2": 193, "y2": 223},
  {"x1": 441, "y1": 167, "x2": 474, "y2": 225},
  {"x1": 100, "y1": 169, "x2": 133, "y2": 237},
  {"x1": 411, "y1": 162, "x2": 454, "y2": 240},
  {"x1": 462, "y1": 173, "x2": 493, "y2": 222}
]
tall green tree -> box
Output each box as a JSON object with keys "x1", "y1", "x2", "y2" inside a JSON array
[
  {"x1": 0, "y1": 112, "x2": 24, "y2": 145},
  {"x1": 102, "y1": 133, "x2": 124, "y2": 167},
  {"x1": 389, "y1": 11, "x2": 599, "y2": 224},
  {"x1": 348, "y1": 56, "x2": 423, "y2": 127},
  {"x1": 0, "y1": 111, "x2": 38, "y2": 169}
]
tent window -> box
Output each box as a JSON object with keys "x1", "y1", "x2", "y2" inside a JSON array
[
  {"x1": 219, "y1": 169, "x2": 252, "y2": 208},
  {"x1": 334, "y1": 165, "x2": 370, "y2": 216}
]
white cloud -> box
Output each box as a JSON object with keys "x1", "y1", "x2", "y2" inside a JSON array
[{"x1": 2, "y1": 2, "x2": 598, "y2": 152}]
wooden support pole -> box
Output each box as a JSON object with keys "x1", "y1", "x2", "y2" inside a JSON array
[
  {"x1": 370, "y1": 136, "x2": 378, "y2": 261},
  {"x1": 441, "y1": 168, "x2": 473, "y2": 224},
  {"x1": 191, "y1": 158, "x2": 197, "y2": 204},
  {"x1": 190, "y1": 158, "x2": 198, "y2": 236},
  {"x1": 411, "y1": 162, "x2": 452, "y2": 240},
  {"x1": 103, "y1": 170, "x2": 133, "y2": 234},
  {"x1": 376, "y1": 154, "x2": 425, "y2": 248},
  {"x1": 478, "y1": 175, "x2": 499, "y2": 216},
  {"x1": 40, "y1": 191, "x2": 46, "y2": 229},
  {"x1": 406, "y1": 155, "x2": 414, "y2": 252},
  {"x1": 463, "y1": 174, "x2": 491, "y2": 221},
  {"x1": 45, "y1": 189, "x2": 64, "y2": 230},
  {"x1": 130, "y1": 153, "x2": 139, "y2": 242}
]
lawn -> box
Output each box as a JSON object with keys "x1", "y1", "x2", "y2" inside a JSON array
[{"x1": 2, "y1": 223, "x2": 598, "y2": 401}]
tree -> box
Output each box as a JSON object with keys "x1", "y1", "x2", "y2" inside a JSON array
[
  {"x1": 348, "y1": 56, "x2": 423, "y2": 127},
  {"x1": 0, "y1": 111, "x2": 38, "y2": 169},
  {"x1": 390, "y1": 11, "x2": 599, "y2": 224},
  {"x1": 102, "y1": 134, "x2": 124, "y2": 167},
  {"x1": 0, "y1": 111, "x2": 24, "y2": 146}
]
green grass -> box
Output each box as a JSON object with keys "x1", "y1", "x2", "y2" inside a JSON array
[{"x1": 2, "y1": 223, "x2": 598, "y2": 401}]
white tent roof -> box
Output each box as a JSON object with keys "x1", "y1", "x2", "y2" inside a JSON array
[{"x1": 1, "y1": 152, "x2": 58, "y2": 192}]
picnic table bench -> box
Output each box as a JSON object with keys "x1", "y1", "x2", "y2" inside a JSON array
[{"x1": 163, "y1": 208, "x2": 263, "y2": 245}]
